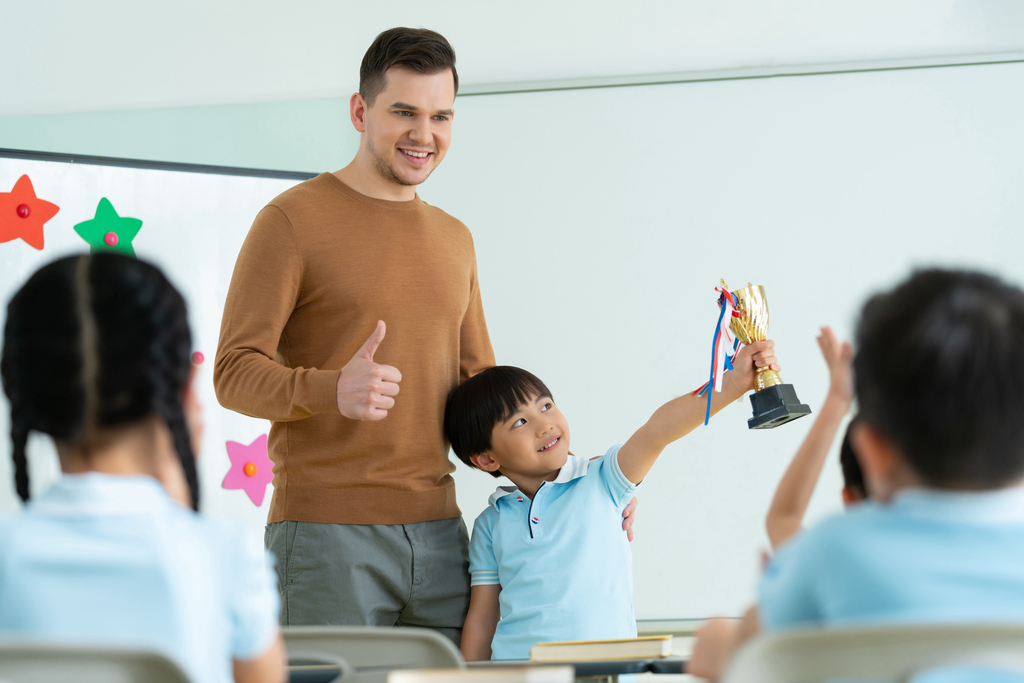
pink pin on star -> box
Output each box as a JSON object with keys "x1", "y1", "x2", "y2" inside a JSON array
[{"x1": 222, "y1": 434, "x2": 274, "y2": 506}]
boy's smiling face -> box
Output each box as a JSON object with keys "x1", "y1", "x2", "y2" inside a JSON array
[{"x1": 471, "y1": 394, "x2": 571, "y2": 482}]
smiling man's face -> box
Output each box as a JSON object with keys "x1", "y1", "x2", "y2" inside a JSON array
[{"x1": 361, "y1": 66, "x2": 455, "y2": 188}]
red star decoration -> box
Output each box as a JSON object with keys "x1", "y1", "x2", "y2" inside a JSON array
[{"x1": 0, "y1": 175, "x2": 60, "y2": 250}]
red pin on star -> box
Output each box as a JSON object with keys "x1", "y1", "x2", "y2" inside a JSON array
[
  {"x1": 222, "y1": 434, "x2": 274, "y2": 506},
  {"x1": 74, "y1": 198, "x2": 142, "y2": 257},
  {"x1": 0, "y1": 175, "x2": 60, "y2": 250}
]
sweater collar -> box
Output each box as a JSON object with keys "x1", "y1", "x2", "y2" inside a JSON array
[{"x1": 322, "y1": 173, "x2": 424, "y2": 212}]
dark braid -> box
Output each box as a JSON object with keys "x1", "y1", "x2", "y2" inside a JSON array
[
  {"x1": 2, "y1": 254, "x2": 198, "y2": 509},
  {"x1": 3, "y1": 256, "x2": 84, "y2": 503},
  {"x1": 10, "y1": 416, "x2": 29, "y2": 503},
  {"x1": 162, "y1": 405, "x2": 199, "y2": 511}
]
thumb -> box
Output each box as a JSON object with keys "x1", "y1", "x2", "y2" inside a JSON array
[{"x1": 355, "y1": 320, "x2": 386, "y2": 361}]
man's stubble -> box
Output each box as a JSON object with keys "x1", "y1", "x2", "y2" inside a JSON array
[{"x1": 366, "y1": 135, "x2": 437, "y2": 188}]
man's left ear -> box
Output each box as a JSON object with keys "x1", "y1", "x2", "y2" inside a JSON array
[{"x1": 349, "y1": 91, "x2": 368, "y2": 133}]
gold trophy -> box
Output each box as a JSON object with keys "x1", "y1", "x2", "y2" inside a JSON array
[{"x1": 725, "y1": 280, "x2": 811, "y2": 429}]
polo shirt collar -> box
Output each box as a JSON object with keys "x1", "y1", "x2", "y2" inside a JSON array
[
  {"x1": 28, "y1": 472, "x2": 179, "y2": 516},
  {"x1": 487, "y1": 455, "x2": 591, "y2": 506},
  {"x1": 891, "y1": 485, "x2": 1024, "y2": 523},
  {"x1": 488, "y1": 486, "x2": 519, "y2": 506},
  {"x1": 552, "y1": 455, "x2": 590, "y2": 483}
]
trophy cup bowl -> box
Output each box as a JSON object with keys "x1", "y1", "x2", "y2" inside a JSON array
[{"x1": 728, "y1": 281, "x2": 812, "y2": 429}]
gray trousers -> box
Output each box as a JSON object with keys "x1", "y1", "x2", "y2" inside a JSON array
[{"x1": 265, "y1": 517, "x2": 471, "y2": 646}]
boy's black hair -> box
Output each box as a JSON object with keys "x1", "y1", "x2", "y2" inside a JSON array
[
  {"x1": 839, "y1": 417, "x2": 866, "y2": 498},
  {"x1": 854, "y1": 268, "x2": 1024, "y2": 489},
  {"x1": 1, "y1": 254, "x2": 199, "y2": 510},
  {"x1": 444, "y1": 366, "x2": 552, "y2": 478}
]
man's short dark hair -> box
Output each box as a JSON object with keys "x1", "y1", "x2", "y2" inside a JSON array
[
  {"x1": 854, "y1": 269, "x2": 1024, "y2": 488},
  {"x1": 444, "y1": 366, "x2": 552, "y2": 478},
  {"x1": 360, "y1": 27, "x2": 458, "y2": 106},
  {"x1": 839, "y1": 417, "x2": 866, "y2": 498}
]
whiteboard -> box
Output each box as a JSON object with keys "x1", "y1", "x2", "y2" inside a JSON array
[
  {"x1": 2, "y1": 58, "x2": 1023, "y2": 623},
  {"x1": 0, "y1": 155, "x2": 307, "y2": 537},
  {"x1": 422, "y1": 60, "x2": 1024, "y2": 619}
]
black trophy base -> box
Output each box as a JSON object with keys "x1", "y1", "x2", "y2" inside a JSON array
[{"x1": 748, "y1": 383, "x2": 812, "y2": 430}]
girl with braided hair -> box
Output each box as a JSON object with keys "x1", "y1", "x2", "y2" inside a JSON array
[{"x1": 0, "y1": 254, "x2": 285, "y2": 683}]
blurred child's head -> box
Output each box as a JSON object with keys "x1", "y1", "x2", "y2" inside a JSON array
[
  {"x1": 839, "y1": 417, "x2": 867, "y2": 505},
  {"x1": 1, "y1": 254, "x2": 200, "y2": 509},
  {"x1": 852, "y1": 269, "x2": 1024, "y2": 499},
  {"x1": 444, "y1": 366, "x2": 570, "y2": 481}
]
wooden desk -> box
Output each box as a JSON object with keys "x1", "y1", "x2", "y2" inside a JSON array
[
  {"x1": 289, "y1": 657, "x2": 687, "y2": 682},
  {"x1": 470, "y1": 656, "x2": 687, "y2": 682}
]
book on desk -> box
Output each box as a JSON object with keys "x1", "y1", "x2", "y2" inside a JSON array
[
  {"x1": 528, "y1": 635, "x2": 673, "y2": 662},
  {"x1": 389, "y1": 665, "x2": 575, "y2": 682}
]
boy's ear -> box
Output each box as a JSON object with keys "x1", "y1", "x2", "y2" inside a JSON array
[
  {"x1": 470, "y1": 452, "x2": 502, "y2": 474},
  {"x1": 850, "y1": 421, "x2": 901, "y2": 501},
  {"x1": 841, "y1": 486, "x2": 863, "y2": 506}
]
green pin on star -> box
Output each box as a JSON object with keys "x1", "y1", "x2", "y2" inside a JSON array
[{"x1": 74, "y1": 198, "x2": 143, "y2": 257}]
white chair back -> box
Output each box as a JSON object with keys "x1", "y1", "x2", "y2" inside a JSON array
[
  {"x1": 284, "y1": 626, "x2": 464, "y2": 683},
  {"x1": 722, "y1": 624, "x2": 1024, "y2": 683},
  {"x1": 0, "y1": 641, "x2": 192, "y2": 683}
]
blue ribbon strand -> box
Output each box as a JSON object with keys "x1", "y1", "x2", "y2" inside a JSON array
[{"x1": 704, "y1": 295, "x2": 729, "y2": 425}]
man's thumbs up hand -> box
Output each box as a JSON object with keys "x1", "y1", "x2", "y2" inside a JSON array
[{"x1": 336, "y1": 321, "x2": 402, "y2": 420}]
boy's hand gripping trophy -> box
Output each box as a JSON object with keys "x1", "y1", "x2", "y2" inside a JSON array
[{"x1": 698, "y1": 280, "x2": 811, "y2": 429}]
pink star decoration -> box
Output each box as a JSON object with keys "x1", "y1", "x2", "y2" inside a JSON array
[{"x1": 222, "y1": 434, "x2": 274, "y2": 506}]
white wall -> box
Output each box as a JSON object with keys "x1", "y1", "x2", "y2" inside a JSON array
[
  {"x1": 4, "y1": 59, "x2": 1022, "y2": 619},
  {"x1": 3, "y1": 1, "x2": 1023, "y2": 116},
  {"x1": 422, "y1": 59, "x2": 1024, "y2": 618}
]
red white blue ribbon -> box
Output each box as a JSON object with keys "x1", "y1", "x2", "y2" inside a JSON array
[{"x1": 692, "y1": 284, "x2": 743, "y2": 425}]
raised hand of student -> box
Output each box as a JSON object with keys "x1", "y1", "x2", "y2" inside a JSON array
[
  {"x1": 765, "y1": 327, "x2": 853, "y2": 549},
  {"x1": 817, "y1": 326, "x2": 853, "y2": 408},
  {"x1": 336, "y1": 321, "x2": 402, "y2": 420}
]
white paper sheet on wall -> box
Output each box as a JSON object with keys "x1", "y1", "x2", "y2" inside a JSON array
[{"x1": 0, "y1": 155, "x2": 308, "y2": 542}]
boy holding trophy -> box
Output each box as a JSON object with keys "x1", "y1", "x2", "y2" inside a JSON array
[{"x1": 445, "y1": 329, "x2": 781, "y2": 660}]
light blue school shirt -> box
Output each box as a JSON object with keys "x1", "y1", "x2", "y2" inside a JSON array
[
  {"x1": 761, "y1": 487, "x2": 1024, "y2": 682},
  {"x1": 469, "y1": 448, "x2": 640, "y2": 660},
  {"x1": 0, "y1": 473, "x2": 279, "y2": 683}
]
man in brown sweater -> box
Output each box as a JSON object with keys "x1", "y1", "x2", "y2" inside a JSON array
[{"x1": 216, "y1": 28, "x2": 635, "y2": 645}]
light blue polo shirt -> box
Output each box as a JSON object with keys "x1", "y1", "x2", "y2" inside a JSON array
[
  {"x1": 0, "y1": 473, "x2": 279, "y2": 683},
  {"x1": 760, "y1": 487, "x2": 1024, "y2": 682},
  {"x1": 469, "y1": 447, "x2": 640, "y2": 660}
]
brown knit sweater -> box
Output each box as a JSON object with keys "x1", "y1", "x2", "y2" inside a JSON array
[{"x1": 214, "y1": 173, "x2": 495, "y2": 524}]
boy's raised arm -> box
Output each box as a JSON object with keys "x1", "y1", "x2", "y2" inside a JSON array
[
  {"x1": 460, "y1": 585, "x2": 501, "y2": 661},
  {"x1": 617, "y1": 341, "x2": 779, "y2": 484},
  {"x1": 766, "y1": 327, "x2": 853, "y2": 549}
]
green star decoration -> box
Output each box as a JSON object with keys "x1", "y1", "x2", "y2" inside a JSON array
[{"x1": 74, "y1": 198, "x2": 143, "y2": 257}]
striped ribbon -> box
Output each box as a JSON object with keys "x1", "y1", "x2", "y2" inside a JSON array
[{"x1": 691, "y1": 284, "x2": 743, "y2": 425}]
